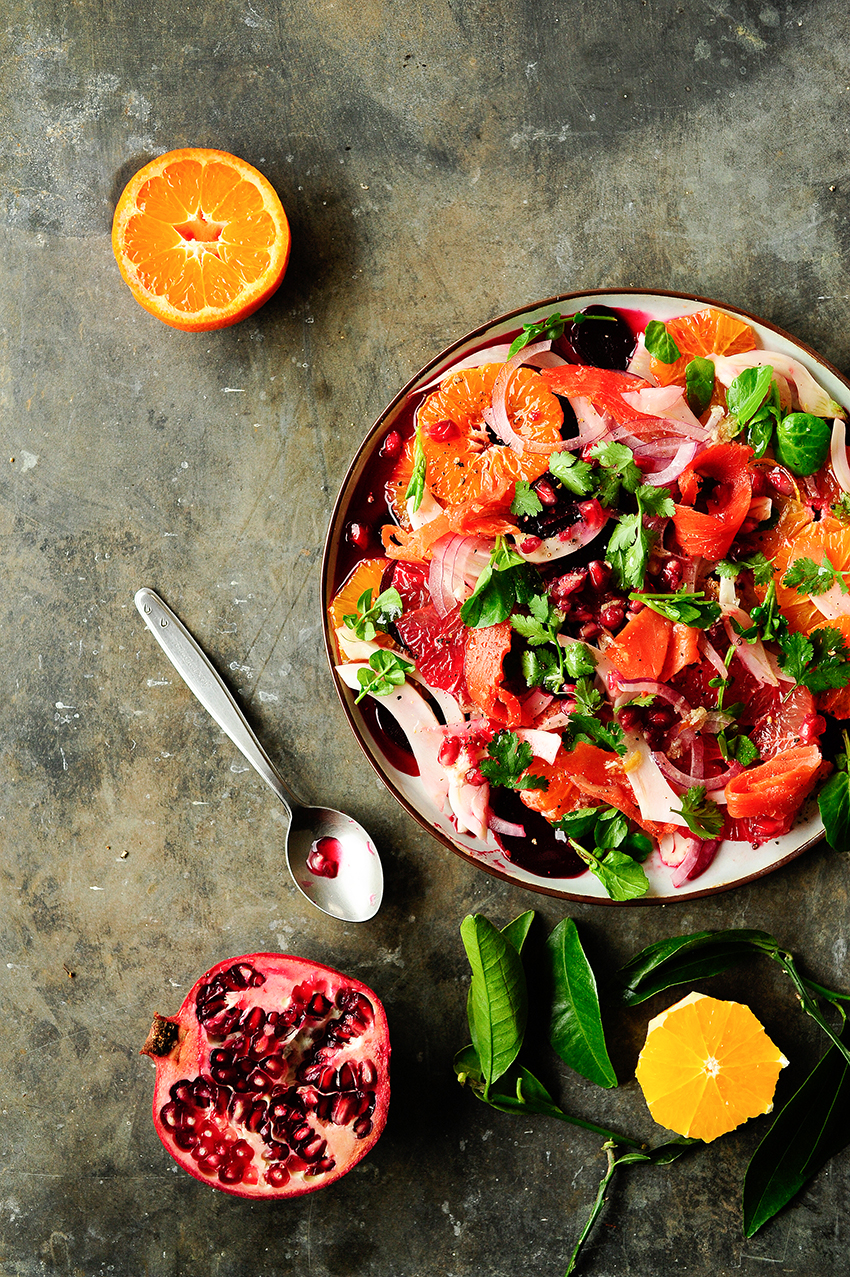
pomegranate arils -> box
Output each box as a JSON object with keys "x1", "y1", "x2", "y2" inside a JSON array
[{"x1": 145, "y1": 954, "x2": 389, "y2": 1199}]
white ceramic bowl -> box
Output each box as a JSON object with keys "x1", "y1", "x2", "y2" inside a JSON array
[{"x1": 322, "y1": 290, "x2": 850, "y2": 903}]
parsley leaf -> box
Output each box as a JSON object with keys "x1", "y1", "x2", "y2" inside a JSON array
[
  {"x1": 548, "y1": 450, "x2": 595, "y2": 496},
  {"x1": 672, "y1": 785, "x2": 724, "y2": 840},
  {"x1": 510, "y1": 480, "x2": 544, "y2": 518},
  {"x1": 630, "y1": 590, "x2": 721, "y2": 629},
  {"x1": 355, "y1": 650, "x2": 414, "y2": 702},
  {"x1": 782, "y1": 555, "x2": 848, "y2": 598},
  {"x1": 343, "y1": 586, "x2": 403, "y2": 641},
  {"x1": 479, "y1": 730, "x2": 549, "y2": 791}
]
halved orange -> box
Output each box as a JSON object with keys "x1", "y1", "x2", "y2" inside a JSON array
[
  {"x1": 650, "y1": 306, "x2": 758, "y2": 387},
  {"x1": 635, "y1": 992, "x2": 787, "y2": 1143},
  {"x1": 112, "y1": 148, "x2": 290, "y2": 331},
  {"x1": 418, "y1": 364, "x2": 563, "y2": 506}
]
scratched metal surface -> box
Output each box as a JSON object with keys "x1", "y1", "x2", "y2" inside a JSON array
[{"x1": 1, "y1": 1, "x2": 849, "y2": 1274}]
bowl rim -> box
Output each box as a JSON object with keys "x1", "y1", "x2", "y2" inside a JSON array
[{"x1": 321, "y1": 287, "x2": 848, "y2": 904}]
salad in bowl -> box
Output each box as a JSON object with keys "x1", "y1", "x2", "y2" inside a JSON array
[{"x1": 323, "y1": 292, "x2": 850, "y2": 903}]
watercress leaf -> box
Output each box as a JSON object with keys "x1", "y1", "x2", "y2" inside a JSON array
[
  {"x1": 774, "y1": 412, "x2": 832, "y2": 476},
  {"x1": 623, "y1": 828, "x2": 654, "y2": 862},
  {"x1": 596, "y1": 808, "x2": 629, "y2": 850},
  {"x1": 508, "y1": 312, "x2": 568, "y2": 359},
  {"x1": 743, "y1": 1037, "x2": 850, "y2": 1238},
  {"x1": 684, "y1": 356, "x2": 714, "y2": 416},
  {"x1": 618, "y1": 929, "x2": 778, "y2": 1006},
  {"x1": 549, "y1": 449, "x2": 595, "y2": 496},
  {"x1": 546, "y1": 918, "x2": 617, "y2": 1088},
  {"x1": 354, "y1": 650, "x2": 413, "y2": 702},
  {"x1": 727, "y1": 365, "x2": 774, "y2": 427},
  {"x1": 460, "y1": 914, "x2": 528, "y2": 1087},
  {"x1": 510, "y1": 479, "x2": 544, "y2": 517},
  {"x1": 747, "y1": 411, "x2": 775, "y2": 460},
  {"x1": 550, "y1": 807, "x2": 605, "y2": 840},
  {"x1": 818, "y1": 769, "x2": 850, "y2": 851},
  {"x1": 644, "y1": 320, "x2": 680, "y2": 364}
]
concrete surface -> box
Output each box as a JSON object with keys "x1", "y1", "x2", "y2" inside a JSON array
[{"x1": 1, "y1": 1, "x2": 849, "y2": 1274}]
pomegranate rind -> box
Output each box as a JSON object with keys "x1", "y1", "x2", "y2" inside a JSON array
[{"x1": 144, "y1": 952, "x2": 390, "y2": 1199}]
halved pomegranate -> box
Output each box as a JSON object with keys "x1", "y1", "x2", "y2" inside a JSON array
[{"x1": 141, "y1": 953, "x2": 390, "y2": 1198}]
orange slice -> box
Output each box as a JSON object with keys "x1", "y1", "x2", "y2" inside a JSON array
[
  {"x1": 635, "y1": 992, "x2": 787, "y2": 1143},
  {"x1": 112, "y1": 148, "x2": 290, "y2": 331},
  {"x1": 419, "y1": 364, "x2": 563, "y2": 506},
  {"x1": 650, "y1": 306, "x2": 758, "y2": 387}
]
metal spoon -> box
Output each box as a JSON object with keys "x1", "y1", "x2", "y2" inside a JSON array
[{"x1": 134, "y1": 587, "x2": 383, "y2": 922}]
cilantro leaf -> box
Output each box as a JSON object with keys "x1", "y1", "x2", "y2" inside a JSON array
[
  {"x1": 589, "y1": 441, "x2": 643, "y2": 505},
  {"x1": 748, "y1": 580, "x2": 789, "y2": 644},
  {"x1": 782, "y1": 555, "x2": 848, "y2": 598},
  {"x1": 636, "y1": 483, "x2": 675, "y2": 519},
  {"x1": 510, "y1": 480, "x2": 544, "y2": 518},
  {"x1": 630, "y1": 590, "x2": 721, "y2": 629},
  {"x1": 511, "y1": 593, "x2": 565, "y2": 646},
  {"x1": 343, "y1": 586, "x2": 403, "y2": 641},
  {"x1": 573, "y1": 676, "x2": 603, "y2": 715},
  {"x1": 715, "y1": 552, "x2": 774, "y2": 586},
  {"x1": 672, "y1": 785, "x2": 724, "y2": 840},
  {"x1": 605, "y1": 485, "x2": 672, "y2": 592},
  {"x1": 479, "y1": 730, "x2": 549, "y2": 791},
  {"x1": 561, "y1": 641, "x2": 596, "y2": 679},
  {"x1": 355, "y1": 650, "x2": 414, "y2": 702},
  {"x1": 565, "y1": 714, "x2": 627, "y2": 756},
  {"x1": 778, "y1": 627, "x2": 850, "y2": 694},
  {"x1": 548, "y1": 450, "x2": 595, "y2": 496}
]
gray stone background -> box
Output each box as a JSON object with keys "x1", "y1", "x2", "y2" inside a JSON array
[{"x1": 1, "y1": 1, "x2": 849, "y2": 1274}]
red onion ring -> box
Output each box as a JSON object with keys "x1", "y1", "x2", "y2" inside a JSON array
[
  {"x1": 671, "y1": 837, "x2": 720, "y2": 887},
  {"x1": 428, "y1": 534, "x2": 490, "y2": 617},
  {"x1": 615, "y1": 678, "x2": 693, "y2": 721},
  {"x1": 642, "y1": 440, "x2": 699, "y2": 487},
  {"x1": 653, "y1": 751, "x2": 743, "y2": 792},
  {"x1": 488, "y1": 814, "x2": 527, "y2": 839},
  {"x1": 489, "y1": 340, "x2": 562, "y2": 455}
]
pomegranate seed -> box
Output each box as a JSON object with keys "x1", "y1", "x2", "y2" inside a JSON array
[
  {"x1": 520, "y1": 536, "x2": 542, "y2": 553},
  {"x1": 598, "y1": 601, "x2": 625, "y2": 631},
  {"x1": 660, "y1": 558, "x2": 684, "y2": 589},
  {"x1": 379, "y1": 429, "x2": 402, "y2": 458},
  {"x1": 617, "y1": 707, "x2": 643, "y2": 731},
  {"x1": 587, "y1": 559, "x2": 611, "y2": 590},
  {"x1": 219, "y1": 1163, "x2": 245, "y2": 1184},
  {"x1": 765, "y1": 466, "x2": 795, "y2": 496},
  {"x1": 360, "y1": 1060, "x2": 378, "y2": 1087},
  {"x1": 173, "y1": 1128, "x2": 198, "y2": 1151},
  {"x1": 750, "y1": 469, "x2": 766, "y2": 496},
  {"x1": 647, "y1": 708, "x2": 673, "y2": 728},
  {"x1": 465, "y1": 767, "x2": 487, "y2": 786},
  {"x1": 799, "y1": 714, "x2": 827, "y2": 744},
  {"x1": 332, "y1": 1094, "x2": 359, "y2": 1125},
  {"x1": 534, "y1": 480, "x2": 557, "y2": 506},
  {"x1": 353, "y1": 1116, "x2": 373, "y2": 1138},
  {"x1": 628, "y1": 600, "x2": 645, "y2": 616},
  {"x1": 425, "y1": 418, "x2": 457, "y2": 441},
  {"x1": 438, "y1": 736, "x2": 462, "y2": 766},
  {"x1": 347, "y1": 521, "x2": 371, "y2": 550},
  {"x1": 579, "y1": 621, "x2": 601, "y2": 639},
  {"x1": 264, "y1": 1165, "x2": 291, "y2": 1187},
  {"x1": 307, "y1": 993, "x2": 332, "y2": 1018},
  {"x1": 571, "y1": 607, "x2": 593, "y2": 623}
]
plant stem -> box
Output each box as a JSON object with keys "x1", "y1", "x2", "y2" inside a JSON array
[
  {"x1": 564, "y1": 1142, "x2": 620, "y2": 1276},
  {"x1": 771, "y1": 951, "x2": 850, "y2": 1069}
]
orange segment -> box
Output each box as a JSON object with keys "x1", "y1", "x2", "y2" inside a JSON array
[
  {"x1": 650, "y1": 306, "x2": 758, "y2": 387},
  {"x1": 112, "y1": 148, "x2": 290, "y2": 331},
  {"x1": 636, "y1": 992, "x2": 787, "y2": 1143},
  {"x1": 763, "y1": 513, "x2": 850, "y2": 635},
  {"x1": 329, "y1": 557, "x2": 393, "y2": 636},
  {"x1": 418, "y1": 364, "x2": 563, "y2": 506}
]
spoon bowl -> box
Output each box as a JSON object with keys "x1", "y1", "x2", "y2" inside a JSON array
[{"x1": 134, "y1": 587, "x2": 383, "y2": 922}]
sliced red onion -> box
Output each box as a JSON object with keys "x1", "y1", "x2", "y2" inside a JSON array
[
  {"x1": 490, "y1": 340, "x2": 563, "y2": 455},
  {"x1": 562, "y1": 396, "x2": 614, "y2": 450},
  {"x1": 671, "y1": 837, "x2": 720, "y2": 887},
  {"x1": 415, "y1": 344, "x2": 567, "y2": 395},
  {"x1": 642, "y1": 439, "x2": 699, "y2": 487},
  {"x1": 488, "y1": 813, "x2": 527, "y2": 839},
  {"x1": 615, "y1": 678, "x2": 693, "y2": 721},
  {"x1": 699, "y1": 634, "x2": 730, "y2": 680},
  {"x1": 626, "y1": 334, "x2": 656, "y2": 381},
  {"x1": 520, "y1": 689, "x2": 554, "y2": 720},
  {"x1": 670, "y1": 724, "x2": 704, "y2": 780},
  {"x1": 653, "y1": 750, "x2": 743, "y2": 792},
  {"x1": 620, "y1": 387, "x2": 710, "y2": 439},
  {"x1": 428, "y1": 533, "x2": 491, "y2": 617},
  {"x1": 831, "y1": 418, "x2": 850, "y2": 494}
]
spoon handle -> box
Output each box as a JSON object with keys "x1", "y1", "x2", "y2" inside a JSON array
[{"x1": 134, "y1": 587, "x2": 295, "y2": 818}]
